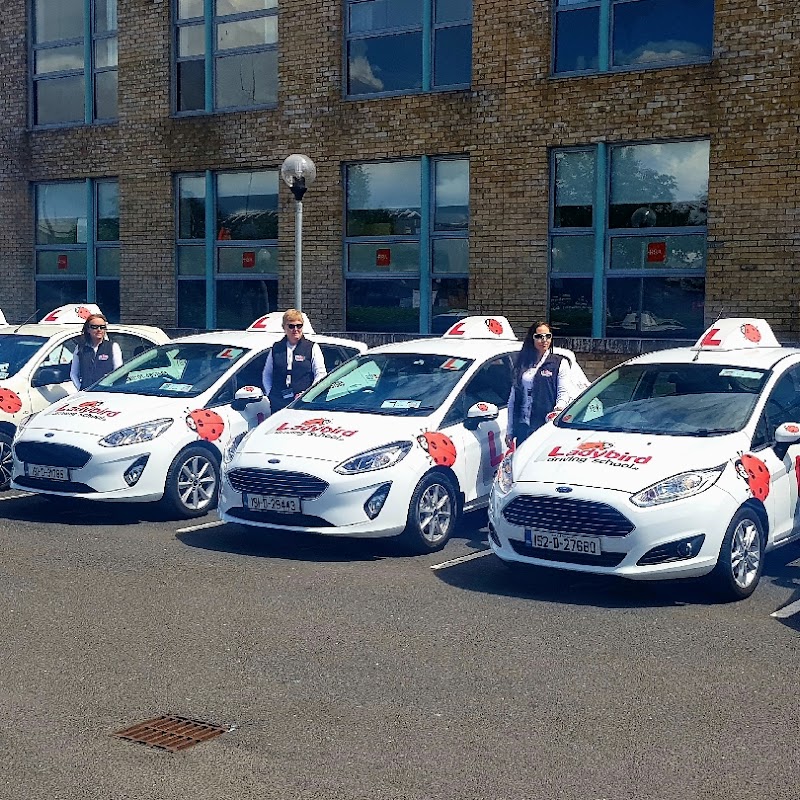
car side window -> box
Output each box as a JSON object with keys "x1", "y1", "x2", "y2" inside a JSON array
[
  {"x1": 112, "y1": 332, "x2": 158, "y2": 362},
  {"x1": 752, "y1": 366, "x2": 800, "y2": 449},
  {"x1": 319, "y1": 344, "x2": 359, "y2": 372},
  {"x1": 40, "y1": 335, "x2": 81, "y2": 367},
  {"x1": 440, "y1": 356, "x2": 513, "y2": 429},
  {"x1": 208, "y1": 352, "x2": 271, "y2": 407}
]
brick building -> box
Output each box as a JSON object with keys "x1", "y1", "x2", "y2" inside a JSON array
[{"x1": 0, "y1": 0, "x2": 797, "y2": 374}]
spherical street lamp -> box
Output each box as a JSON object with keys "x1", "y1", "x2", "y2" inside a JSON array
[{"x1": 281, "y1": 154, "x2": 317, "y2": 310}]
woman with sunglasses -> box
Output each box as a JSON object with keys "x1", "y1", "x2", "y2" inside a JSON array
[
  {"x1": 261, "y1": 308, "x2": 326, "y2": 413},
  {"x1": 506, "y1": 321, "x2": 572, "y2": 446},
  {"x1": 70, "y1": 313, "x2": 123, "y2": 389}
]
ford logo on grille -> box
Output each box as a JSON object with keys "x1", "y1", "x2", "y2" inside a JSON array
[
  {"x1": 555, "y1": 486, "x2": 572, "y2": 494},
  {"x1": 45, "y1": 432, "x2": 55, "y2": 438},
  {"x1": 268, "y1": 458, "x2": 280, "y2": 464}
]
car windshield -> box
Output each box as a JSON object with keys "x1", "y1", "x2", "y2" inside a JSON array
[
  {"x1": 0, "y1": 335, "x2": 48, "y2": 379},
  {"x1": 297, "y1": 352, "x2": 475, "y2": 417},
  {"x1": 559, "y1": 363, "x2": 769, "y2": 436},
  {"x1": 94, "y1": 342, "x2": 249, "y2": 398}
]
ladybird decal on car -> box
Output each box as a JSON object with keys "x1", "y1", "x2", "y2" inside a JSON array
[
  {"x1": 0, "y1": 387, "x2": 23, "y2": 415},
  {"x1": 417, "y1": 431, "x2": 457, "y2": 467},
  {"x1": 186, "y1": 409, "x2": 225, "y2": 442},
  {"x1": 484, "y1": 318, "x2": 504, "y2": 336},
  {"x1": 76, "y1": 306, "x2": 93, "y2": 320},
  {"x1": 741, "y1": 323, "x2": 761, "y2": 343},
  {"x1": 735, "y1": 453, "x2": 770, "y2": 501}
]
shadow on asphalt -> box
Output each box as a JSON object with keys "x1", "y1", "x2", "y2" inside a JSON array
[{"x1": 0, "y1": 493, "x2": 180, "y2": 525}]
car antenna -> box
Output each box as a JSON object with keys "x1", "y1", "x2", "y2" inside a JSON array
[
  {"x1": 13, "y1": 309, "x2": 41, "y2": 334},
  {"x1": 692, "y1": 307, "x2": 724, "y2": 362}
]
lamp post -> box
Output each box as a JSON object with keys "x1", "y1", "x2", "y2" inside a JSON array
[{"x1": 281, "y1": 154, "x2": 317, "y2": 310}]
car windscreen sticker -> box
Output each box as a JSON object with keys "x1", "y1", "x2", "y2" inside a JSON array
[
  {"x1": 546, "y1": 441, "x2": 652, "y2": 469},
  {"x1": 186, "y1": 409, "x2": 225, "y2": 441},
  {"x1": 719, "y1": 368, "x2": 764, "y2": 380},
  {"x1": 160, "y1": 382, "x2": 193, "y2": 393},
  {"x1": 0, "y1": 387, "x2": 22, "y2": 414},
  {"x1": 51, "y1": 400, "x2": 121, "y2": 420},
  {"x1": 417, "y1": 431, "x2": 456, "y2": 467},
  {"x1": 381, "y1": 399, "x2": 421, "y2": 409},
  {"x1": 0, "y1": 363, "x2": 9, "y2": 380},
  {"x1": 216, "y1": 348, "x2": 242, "y2": 359},
  {"x1": 441, "y1": 358, "x2": 467, "y2": 371}
]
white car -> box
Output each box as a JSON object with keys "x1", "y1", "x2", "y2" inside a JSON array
[
  {"x1": 218, "y1": 316, "x2": 590, "y2": 553},
  {"x1": 0, "y1": 304, "x2": 169, "y2": 490},
  {"x1": 11, "y1": 314, "x2": 366, "y2": 517},
  {"x1": 489, "y1": 317, "x2": 800, "y2": 601}
]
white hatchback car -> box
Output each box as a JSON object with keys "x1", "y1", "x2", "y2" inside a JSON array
[
  {"x1": 490, "y1": 317, "x2": 800, "y2": 601},
  {"x1": 218, "y1": 316, "x2": 589, "y2": 553},
  {"x1": 11, "y1": 314, "x2": 366, "y2": 517},
  {"x1": 0, "y1": 303, "x2": 169, "y2": 490}
]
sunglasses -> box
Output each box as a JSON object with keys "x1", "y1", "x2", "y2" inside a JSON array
[
  {"x1": 286, "y1": 323, "x2": 303, "y2": 330},
  {"x1": 89, "y1": 324, "x2": 107, "y2": 330},
  {"x1": 533, "y1": 333, "x2": 552, "y2": 341}
]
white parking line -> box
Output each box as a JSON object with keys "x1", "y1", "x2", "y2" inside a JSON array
[
  {"x1": 771, "y1": 598, "x2": 800, "y2": 619},
  {"x1": 0, "y1": 492, "x2": 31, "y2": 502},
  {"x1": 430, "y1": 549, "x2": 492, "y2": 570},
  {"x1": 175, "y1": 519, "x2": 227, "y2": 534}
]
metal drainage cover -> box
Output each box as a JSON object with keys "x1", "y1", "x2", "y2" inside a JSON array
[{"x1": 112, "y1": 716, "x2": 229, "y2": 752}]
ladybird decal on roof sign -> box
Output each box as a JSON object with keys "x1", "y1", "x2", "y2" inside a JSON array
[
  {"x1": 0, "y1": 388, "x2": 23, "y2": 415},
  {"x1": 735, "y1": 453, "x2": 770, "y2": 501},
  {"x1": 741, "y1": 323, "x2": 761, "y2": 343},
  {"x1": 484, "y1": 318, "x2": 503, "y2": 335},
  {"x1": 186, "y1": 409, "x2": 225, "y2": 442},
  {"x1": 417, "y1": 431, "x2": 457, "y2": 467}
]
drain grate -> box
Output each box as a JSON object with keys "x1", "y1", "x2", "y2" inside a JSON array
[{"x1": 112, "y1": 715, "x2": 229, "y2": 752}]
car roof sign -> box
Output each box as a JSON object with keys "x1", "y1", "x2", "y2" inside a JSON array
[
  {"x1": 247, "y1": 311, "x2": 316, "y2": 335},
  {"x1": 39, "y1": 303, "x2": 102, "y2": 325},
  {"x1": 442, "y1": 315, "x2": 516, "y2": 340},
  {"x1": 692, "y1": 318, "x2": 781, "y2": 351}
]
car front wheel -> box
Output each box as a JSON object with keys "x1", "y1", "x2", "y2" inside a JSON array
[
  {"x1": 163, "y1": 446, "x2": 220, "y2": 518},
  {"x1": 400, "y1": 471, "x2": 458, "y2": 554},
  {"x1": 709, "y1": 507, "x2": 765, "y2": 601},
  {"x1": 0, "y1": 432, "x2": 12, "y2": 491}
]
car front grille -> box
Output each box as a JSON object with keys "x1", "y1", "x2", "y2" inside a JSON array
[
  {"x1": 502, "y1": 495, "x2": 634, "y2": 537},
  {"x1": 225, "y1": 507, "x2": 333, "y2": 527},
  {"x1": 509, "y1": 539, "x2": 626, "y2": 567},
  {"x1": 227, "y1": 468, "x2": 328, "y2": 499},
  {"x1": 14, "y1": 441, "x2": 92, "y2": 469}
]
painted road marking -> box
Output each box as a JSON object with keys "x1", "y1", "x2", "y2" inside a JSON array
[
  {"x1": 0, "y1": 493, "x2": 31, "y2": 502},
  {"x1": 430, "y1": 549, "x2": 492, "y2": 570},
  {"x1": 771, "y1": 598, "x2": 800, "y2": 619},
  {"x1": 175, "y1": 519, "x2": 227, "y2": 534}
]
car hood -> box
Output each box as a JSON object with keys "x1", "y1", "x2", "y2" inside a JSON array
[
  {"x1": 512, "y1": 426, "x2": 750, "y2": 493},
  {"x1": 26, "y1": 391, "x2": 203, "y2": 436},
  {"x1": 241, "y1": 408, "x2": 432, "y2": 462}
]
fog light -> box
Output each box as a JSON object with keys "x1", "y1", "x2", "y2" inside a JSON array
[
  {"x1": 637, "y1": 534, "x2": 705, "y2": 566},
  {"x1": 124, "y1": 455, "x2": 149, "y2": 487},
  {"x1": 364, "y1": 483, "x2": 391, "y2": 520}
]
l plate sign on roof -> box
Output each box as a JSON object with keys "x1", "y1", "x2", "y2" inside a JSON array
[
  {"x1": 443, "y1": 315, "x2": 516, "y2": 340},
  {"x1": 692, "y1": 318, "x2": 781, "y2": 351},
  {"x1": 39, "y1": 303, "x2": 102, "y2": 325},
  {"x1": 247, "y1": 311, "x2": 316, "y2": 335}
]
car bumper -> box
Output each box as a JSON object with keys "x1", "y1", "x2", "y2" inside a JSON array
[{"x1": 488, "y1": 481, "x2": 738, "y2": 580}]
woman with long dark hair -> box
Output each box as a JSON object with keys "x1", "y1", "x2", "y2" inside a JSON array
[{"x1": 506, "y1": 321, "x2": 572, "y2": 446}]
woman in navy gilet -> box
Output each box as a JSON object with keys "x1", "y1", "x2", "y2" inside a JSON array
[
  {"x1": 70, "y1": 313, "x2": 123, "y2": 390},
  {"x1": 506, "y1": 321, "x2": 571, "y2": 446}
]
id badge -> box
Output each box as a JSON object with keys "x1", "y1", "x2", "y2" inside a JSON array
[{"x1": 282, "y1": 389, "x2": 294, "y2": 400}]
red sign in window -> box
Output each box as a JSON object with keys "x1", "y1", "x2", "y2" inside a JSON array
[
  {"x1": 376, "y1": 248, "x2": 391, "y2": 267},
  {"x1": 242, "y1": 251, "x2": 256, "y2": 269},
  {"x1": 647, "y1": 242, "x2": 667, "y2": 263},
  {"x1": 57, "y1": 254, "x2": 68, "y2": 270}
]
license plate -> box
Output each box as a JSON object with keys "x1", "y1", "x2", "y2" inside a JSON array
[
  {"x1": 527, "y1": 529, "x2": 601, "y2": 555},
  {"x1": 244, "y1": 493, "x2": 300, "y2": 514},
  {"x1": 26, "y1": 463, "x2": 69, "y2": 481}
]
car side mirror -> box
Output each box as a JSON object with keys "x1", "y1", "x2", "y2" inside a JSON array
[
  {"x1": 31, "y1": 365, "x2": 69, "y2": 388},
  {"x1": 464, "y1": 401, "x2": 499, "y2": 430},
  {"x1": 231, "y1": 385, "x2": 265, "y2": 411},
  {"x1": 774, "y1": 422, "x2": 800, "y2": 459}
]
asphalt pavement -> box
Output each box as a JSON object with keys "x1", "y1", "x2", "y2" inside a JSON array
[{"x1": 0, "y1": 491, "x2": 798, "y2": 800}]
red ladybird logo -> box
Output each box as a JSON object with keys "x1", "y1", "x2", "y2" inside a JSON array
[
  {"x1": 186, "y1": 409, "x2": 225, "y2": 442},
  {"x1": 417, "y1": 432, "x2": 457, "y2": 467},
  {"x1": 741, "y1": 323, "x2": 761, "y2": 343},
  {"x1": 735, "y1": 453, "x2": 770, "y2": 501},
  {"x1": 484, "y1": 318, "x2": 503, "y2": 335},
  {"x1": 577, "y1": 441, "x2": 612, "y2": 452},
  {"x1": 477, "y1": 403, "x2": 489, "y2": 411},
  {"x1": 0, "y1": 388, "x2": 22, "y2": 415},
  {"x1": 76, "y1": 306, "x2": 93, "y2": 320}
]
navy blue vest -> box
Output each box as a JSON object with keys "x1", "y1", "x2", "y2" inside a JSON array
[
  {"x1": 511, "y1": 351, "x2": 566, "y2": 434},
  {"x1": 269, "y1": 337, "x2": 314, "y2": 411},
  {"x1": 77, "y1": 338, "x2": 115, "y2": 389}
]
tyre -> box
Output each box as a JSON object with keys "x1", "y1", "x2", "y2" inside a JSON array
[
  {"x1": 162, "y1": 446, "x2": 220, "y2": 518},
  {"x1": 709, "y1": 507, "x2": 765, "y2": 601},
  {"x1": 400, "y1": 471, "x2": 459, "y2": 554},
  {"x1": 0, "y1": 432, "x2": 12, "y2": 491}
]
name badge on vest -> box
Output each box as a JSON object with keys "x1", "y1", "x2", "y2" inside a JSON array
[
  {"x1": 540, "y1": 368, "x2": 553, "y2": 377},
  {"x1": 294, "y1": 354, "x2": 305, "y2": 361},
  {"x1": 282, "y1": 389, "x2": 294, "y2": 400},
  {"x1": 98, "y1": 354, "x2": 109, "y2": 361}
]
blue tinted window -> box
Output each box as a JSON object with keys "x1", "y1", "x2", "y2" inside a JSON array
[
  {"x1": 347, "y1": 33, "x2": 423, "y2": 95},
  {"x1": 433, "y1": 25, "x2": 472, "y2": 87},
  {"x1": 349, "y1": 0, "x2": 423, "y2": 32},
  {"x1": 554, "y1": 7, "x2": 599, "y2": 73}
]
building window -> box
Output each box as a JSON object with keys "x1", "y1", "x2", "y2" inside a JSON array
[
  {"x1": 175, "y1": 0, "x2": 278, "y2": 114},
  {"x1": 32, "y1": 0, "x2": 118, "y2": 126},
  {"x1": 34, "y1": 180, "x2": 120, "y2": 319},
  {"x1": 553, "y1": 0, "x2": 714, "y2": 75},
  {"x1": 549, "y1": 139, "x2": 709, "y2": 338},
  {"x1": 345, "y1": 0, "x2": 472, "y2": 97},
  {"x1": 176, "y1": 170, "x2": 279, "y2": 329},
  {"x1": 344, "y1": 157, "x2": 469, "y2": 333}
]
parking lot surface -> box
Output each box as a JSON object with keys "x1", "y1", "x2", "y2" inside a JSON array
[{"x1": 0, "y1": 491, "x2": 799, "y2": 799}]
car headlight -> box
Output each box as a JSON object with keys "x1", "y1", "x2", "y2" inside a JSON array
[
  {"x1": 224, "y1": 431, "x2": 247, "y2": 464},
  {"x1": 630, "y1": 465, "x2": 725, "y2": 508},
  {"x1": 494, "y1": 451, "x2": 515, "y2": 495},
  {"x1": 334, "y1": 441, "x2": 413, "y2": 475},
  {"x1": 14, "y1": 412, "x2": 37, "y2": 441},
  {"x1": 99, "y1": 418, "x2": 174, "y2": 447}
]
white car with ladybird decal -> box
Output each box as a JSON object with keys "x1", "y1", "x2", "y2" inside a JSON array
[
  {"x1": 0, "y1": 304, "x2": 169, "y2": 491},
  {"x1": 217, "y1": 316, "x2": 590, "y2": 553},
  {"x1": 11, "y1": 313, "x2": 366, "y2": 517},
  {"x1": 489, "y1": 317, "x2": 800, "y2": 601}
]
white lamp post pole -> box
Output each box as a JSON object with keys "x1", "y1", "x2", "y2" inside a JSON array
[{"x1": 280, "y1": 154, "x2": 317, "y2": 310}]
